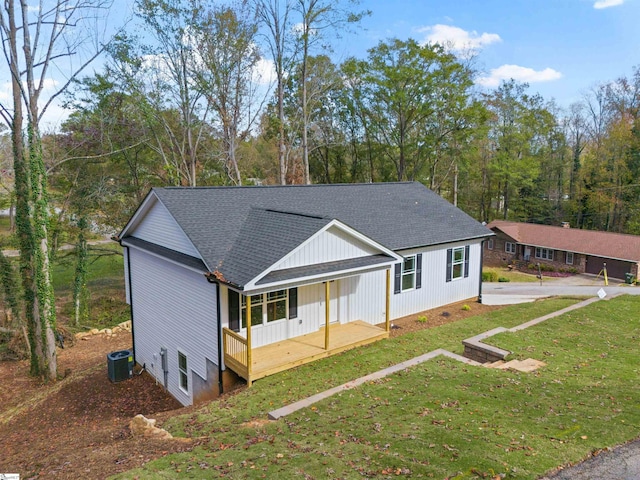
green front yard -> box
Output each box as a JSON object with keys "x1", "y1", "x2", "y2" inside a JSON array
[{"x1": 115, "y1": 296, "x2": 640, "y2": 479}]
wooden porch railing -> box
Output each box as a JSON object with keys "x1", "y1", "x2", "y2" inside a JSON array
[{"x1": 223, "y1": 327, "x2": 249, "y2": 381}]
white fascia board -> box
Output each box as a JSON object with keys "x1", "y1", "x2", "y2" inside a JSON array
[
  {"x1": 122, "y1": 239, "x2": 209, "y2": 275},
  {"x1": 244, "y1": 219, "x2": 403, "y2": 291},
  {"x1": 243, "y1": 260, "x2": 395, "y2": 296}
]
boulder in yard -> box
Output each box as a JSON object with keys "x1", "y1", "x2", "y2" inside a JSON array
[{"x1": 129, "y1": 414, "x2": 173, "y2": 439}]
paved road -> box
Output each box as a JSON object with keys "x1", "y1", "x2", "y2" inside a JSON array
[
  {"x1": 482, "y1": 280, "x2": 640, "y2": 305},
  {"x1": 541, "y1": 437, "x2": 640, "y2": 479}
]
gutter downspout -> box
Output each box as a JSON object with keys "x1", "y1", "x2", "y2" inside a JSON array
[
  {"x1": 125, "y1": 245, "x2": 137, "y2": 363},
  {"x1": 478, "y1": 240, "x2": 485, "y2": 304},
  {"x1": 215, "y1": 282, "x2": 223, "y2": 396}
]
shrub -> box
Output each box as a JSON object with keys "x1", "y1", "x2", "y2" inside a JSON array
[
  {"x1": 461, "y1": 304, "x2": 471, "y2": 311},
  {"x1": 539, "y1": 263, "x2": 556, "y2": 272},
  {"x1": 498, "y1": 276, "x2": 510, "y2": 282},
  {"x1": 482, "y1": 271, "x2": 499, "y2": 282},
  {"x1": 416, "y1": 315, "x2": 428, "y2": 323}
]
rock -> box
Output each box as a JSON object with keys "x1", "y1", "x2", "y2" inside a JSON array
[
  {"x1": 119, "y1": 320, "x2": 132, "y2": 331},
  {"x1": 90, "y1": 328, "x2": 99, "y2": 335},
  {"x1": 75, "y1": 332, "x2": 90, "y2": 339},
  {"x1": 105, "y1": 328, "x2": 112, "y2": 336},
  {"x1": 129, "y1": 414, "x2": 173, "y2": 439}
]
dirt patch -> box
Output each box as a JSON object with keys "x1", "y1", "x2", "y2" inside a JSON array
[
  {"x1": 387, "y1": 299, "x2": 504, "y2": 338},
  {"x1": 0, "y1": 331, "x2": 187, "y2": 479}
]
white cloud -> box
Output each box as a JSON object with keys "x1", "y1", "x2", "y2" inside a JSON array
[
  {"x1": 593, "y1": 0, "x2": 624, "y2": 9},
  {"x1": 252, "y1": 58, "x2": 276, "y2": 86},
  {"x1": 418, "y1": 24, "x2": 501, "y2": 51},
  {"x1": 477, "y1": 64, "x2": 562, "y2": 88}
]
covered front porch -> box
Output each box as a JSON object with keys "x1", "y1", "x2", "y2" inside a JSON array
[
  {"x1": 223, "y1": 319, "x2": 389, "y2": 385},
  {"x1": 223, "y1": 269, "x2": 393, "y2": 385}
]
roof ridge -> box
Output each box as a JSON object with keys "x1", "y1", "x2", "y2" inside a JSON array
[{"x1": 158, "y1": 181, "x2": 417, "y2": 191}]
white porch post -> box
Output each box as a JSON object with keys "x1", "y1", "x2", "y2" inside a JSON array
[
  {"x1": 246, "y1": 295, "x2": 252, "y2": 386},
  {"x1": 325, "y1": 281, "x2": 330, "y2": 350},
  {"x1": 385, "y1": 268, "x2": 391, "y2": 332}
]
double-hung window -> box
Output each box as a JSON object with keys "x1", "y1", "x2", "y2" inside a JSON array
[
  {"x1": 228, "y1": 288, "x2": 297, "y2": 332},
  {"x1": 266, "y1": 290, "x2": 287, "y2": 323},
  {"x1": 446, "y1": 245, "x2": 470, "y2": 282},
  {"x1": 566, "y1": 252, "x2": 574, "y2": 265},
  {"x1": 241, "y1": 294, "x2": 263, "y2": 328},
  {"x1": 178, "y1": 351, "x2": 188, "y2": 392},
  {"x1": 402, "y1": 255, "x2": 416, "y2": 291},
  {"x1": 394, "y1": 254, "x2": 422, "y2": 293}
]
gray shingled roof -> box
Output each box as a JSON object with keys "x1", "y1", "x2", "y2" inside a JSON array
[{"x1": 128, "y1": 182, "x2": 490, "y2": 287}]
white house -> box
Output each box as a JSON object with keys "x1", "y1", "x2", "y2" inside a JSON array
[{"x1": 116, "y1": 182, "x2": 492, "y2": 406}]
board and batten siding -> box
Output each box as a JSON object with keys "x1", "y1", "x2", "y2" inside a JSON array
[
  {"x1": 128, "y1": 248, "x2": 217, "y2": 406},
  {"x1": 276, "y1": 225, "x2": 379, "y2": 270},
  {"x1": 390, "y1": 240, "x2": 482, "y2": 319},
  {"x1": 129, "y1": 198, "x2": 200, "y2": 257}
]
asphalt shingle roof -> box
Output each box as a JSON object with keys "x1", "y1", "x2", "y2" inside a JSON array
[
  {"x1": 488, "y1": 220, "x2": 640, "y2": 262},
  {"x1": 138, "y1": 182, "x2": 490, "y2": 287}
]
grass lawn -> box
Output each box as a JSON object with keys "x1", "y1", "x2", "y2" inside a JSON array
[
  {"x1": 109, "y1": 296, "x2": 640, "y2": 479},
  {"x1": 483, "y1": 267, "x2": 539, "y2": 283}
]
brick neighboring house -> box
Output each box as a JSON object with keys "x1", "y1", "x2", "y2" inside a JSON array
[{"x1": 484, "y1": 220, "x2": 640, "y2": 280}]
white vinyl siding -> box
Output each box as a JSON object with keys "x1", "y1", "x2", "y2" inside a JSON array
[
  {"x1": 130, "y1": 199, "x2": 200, "y2": 257},
  {"x1": 128, "y1": 248, "x2": 217, "y2": 406},
  {"x1": 276, "y1": 225, "x2": 379, "y2": 270},
  {"x1": 390, "y1": 241, "x2": 481, "y2": 319}
]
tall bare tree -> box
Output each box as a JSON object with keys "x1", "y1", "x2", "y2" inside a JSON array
[
  {"x1": 294, "y1": 0, "x2": 368, "y2": 184},
  {"x1": 255, "y1": 0, "x2": 296, "y2": 184},
  {"x1": 0, "y1": 0, "x2": 111, "y2": 379},
  {"x1": 195, "y1": 2, "x2": 265, "y2": 185}
]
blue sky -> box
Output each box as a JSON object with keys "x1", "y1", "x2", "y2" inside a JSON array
[
  {"x1": 346, "y1": 0, "x2": 640, "y2": 106},
  {"x1": 3, "y1": 0, "x2": 638, "y2": 128}
]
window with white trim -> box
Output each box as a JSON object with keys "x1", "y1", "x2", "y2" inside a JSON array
[
  {"x1": 566, "y1": 252, "x2": 574, "y2": 265},
  {"x1": 505, "y1": 242, "x2": 516, "y2": 254},
  {"x1": 487, "y1": 238, "x2": 494, "y2": 250},
  {"x1": 241, "y1": 290, "x2": 289, "y2": 328},
  {"x1": 452, "y1": 247, "x2": 465, "y2": 280},
  {"x1": 402, "y1": 255, "x2": 416, "y2": 291},
  {"x1": 178, "y1": 351, "x2": 188, "y2": 392},
  {"x1": 535, "y1": 247, "x2": 554, "y2": 260}
]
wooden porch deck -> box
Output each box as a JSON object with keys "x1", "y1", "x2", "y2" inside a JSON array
[{"x1": 224, "y1": 321, "x2": 388, "y2": 384}]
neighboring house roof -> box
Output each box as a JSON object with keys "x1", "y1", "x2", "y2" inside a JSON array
[
  {"x1": 487, "y1": 220, "x2": 640, "y2": 263},
  {"x1": 120, "y1": 182, "x2": 492, "y2": 288}
]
